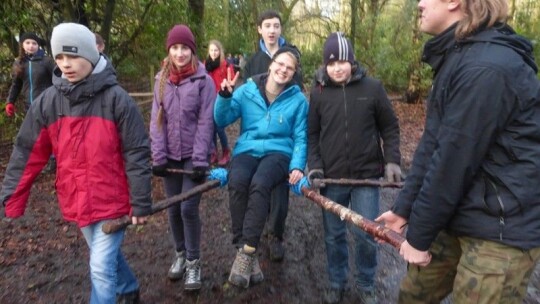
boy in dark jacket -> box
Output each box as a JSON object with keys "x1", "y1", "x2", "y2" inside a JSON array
[
  {"x1": 376, "y1": 0, "x2": 540, "y2": 303},
  {"x1": 308, "y1": 32, "x2": 401, "y2": 304},
  {"x1": 0, "y1": 23, "x2": 152, "y2": 304}
]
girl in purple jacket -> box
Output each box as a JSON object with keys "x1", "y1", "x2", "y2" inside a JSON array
[{"x1": 149, "y1": 24, "x2": 216, "y2": 291}]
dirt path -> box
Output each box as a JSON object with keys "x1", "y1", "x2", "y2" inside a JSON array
[{"x1": 1, "y1": 102, "x2": 539, "y2": 303}]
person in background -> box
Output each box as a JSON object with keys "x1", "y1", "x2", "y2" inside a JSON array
[
  {"x1": 0, "y1": 22, "x2": 151, "y2": 304},
  {"x1": 376, "y1": 0, "x2": 540, "y2": 303},
  {"x1": 215, "y1": 46, "x2": 308, "y2": 288},
  {"x1": 205, "y1": 39, "x2": 233, "y2": 166},
  {"x1": 5, "y1": 32, "x2": 56, "y2": 172},
  {"x1": 150, "y1": 24, "x2": 215, "y2": 291},
  {"x1": 242, "y1": 8, "x2": 304, "y2": 262},
  {"x1": 5, "y1": 32, "x2": 55, "y2": 117},
  {"x1": 308, "y1": 32, "x2": 401, "y2": 304},
  {"x1": 95, "y1": 33, "x2": 105, "y2": 53}
]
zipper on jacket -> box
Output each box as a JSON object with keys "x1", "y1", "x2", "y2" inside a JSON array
[
  {"x1": 487, "y1": 178, "x2": 505, "y2": 241},
  {"x1": 29, "y1": 61, "x2": 34, "y2": 104},
  {"x1": 342, "y1": 84, "x2": 351, "y2": 176}
]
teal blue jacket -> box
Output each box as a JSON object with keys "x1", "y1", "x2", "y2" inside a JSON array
[{"x1": 214, "y1": 75, "x2": 308, "y2": 172}]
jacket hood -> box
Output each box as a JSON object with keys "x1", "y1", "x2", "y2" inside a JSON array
[
  {"x1": 465, "y1": 23, "x2": 537, "y2": 73},
  {"x1": 423, "y1": 23, "x2": 537, "y2": 74},
  {"x1": 52, "y1": 55, "x2": 117, "y2": 105},
  {"x1": 313, "y1": 62, "x2": 366, "y2": 87},
  {"x1": 258, "y1": 37, "x2": 287, "y2": 58}
]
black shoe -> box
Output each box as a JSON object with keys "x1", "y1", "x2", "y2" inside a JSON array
[
  {"x1": 269, "y1": 237, "x2": 285, "y2": 262},
  {"x1": 323, "y1": 287, "x2": 343, "y2": 304},
  {"x1": 117, "y1": 289, "x2": 140, "y2": 304}
]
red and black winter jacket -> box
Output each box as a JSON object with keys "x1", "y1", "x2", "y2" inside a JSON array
[{"x1": 0, "y1": 58, "x2": 152, "y2": 227}]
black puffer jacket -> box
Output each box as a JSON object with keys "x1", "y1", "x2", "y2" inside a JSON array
[
  {"x1": 308, "y1": 65, "x2": 400, "y2": 179},
  {"x1": 393, "y1": 23, "x2": 540, "y2": 251},
  {"x1": 7, "y1": 49, "x2": 55, "y2": 107}
]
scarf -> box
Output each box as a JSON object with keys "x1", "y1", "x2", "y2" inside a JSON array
[
  {"x1": 169, "y1": 63, "x2": 196, "y2": 85},
  {"x1": 205, "y1": 56, "x2": 221, "y2": 72}
]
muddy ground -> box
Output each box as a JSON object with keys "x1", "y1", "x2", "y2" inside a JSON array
[{"x1": 0, "y1": 102, "x2": 538, "y2": 304}]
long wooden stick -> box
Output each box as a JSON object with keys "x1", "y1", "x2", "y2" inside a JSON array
[
  {"x1": 311, "y1": 178, "x2": 403, "y2": 189},
  {"x1": 102, "y1": 179, "x2": 221, "y2": 234},
  {"x1": 301, "y1": 187, "x2": 405, "y2": 249}
]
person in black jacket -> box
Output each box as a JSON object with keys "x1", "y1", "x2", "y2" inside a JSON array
[
  {"x1": 376, "y1": 0, "x2": 540, "y2": 303},
  {"x1": 5, "y1": 32, "x2": 55, "y2": 116},
  {"x1": 308, "y1": 32, "x2": 401, "y2": 304},
  {"x1": 242, "y1": 9, "x2": 304, "y2": 262}
]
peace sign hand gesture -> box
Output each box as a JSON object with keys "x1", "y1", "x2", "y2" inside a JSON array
[{"x1": 219, "y1": 69, "x2": 240, "y2": 98}]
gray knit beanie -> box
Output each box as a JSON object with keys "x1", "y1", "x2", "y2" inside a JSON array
[
  {"x1": 51, "y1": 23, "x2": 100, "y2": 66},
  {"x1": 323, "y1": 32, "x2": 355, "y2": 66}
]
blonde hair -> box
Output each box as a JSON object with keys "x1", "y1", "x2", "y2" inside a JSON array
[
  {"x1": 456, "y1": 0, "x2": 508, "y2": 40},
  {"x1": 156, "y1": 54, "x2": 198, "y2": 127},
  {"x1": 208, "y1": 39, "x2": 226, "y2": 65}
]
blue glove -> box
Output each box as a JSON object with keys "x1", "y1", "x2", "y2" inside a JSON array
[{"x1": 290, "y1": 176, "x2": 310, "y2": 196}]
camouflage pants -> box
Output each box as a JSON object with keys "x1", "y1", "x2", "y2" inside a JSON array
[{"x1": 398, "y1": 231, "x2": 540, "y2": 304}]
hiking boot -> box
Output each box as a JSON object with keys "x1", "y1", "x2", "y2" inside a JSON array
[
  {"x1": 356, "y1": 287, "x2": 377, "y2": 304},
  {"x1": 323, "y1": 287, "x2": 344, "y2": 304},
  {"x1": 168, "y1": 250, "x2": 186, "y2": 281},
  {"x1": 210, "y1": 152, "x2": 218, "y2": 165},
  {"x1": 218, "y1": 148, "x2": 231, "y2": 166},
  {"x1": 184, "y1": 259, "x2": 202, "y2": 290},
  {"x1": 116, "y1": 289, "x2": 140, "y2": 304},
  {"x1": 269, "y1": 237, "x2": 285, "y2": 262},
  {"x1": 250, "y1": 255, "x2": 264, "y2": 285},
  {"x1": 228, "y1": 245, "x2": 255, "y2": 288}
]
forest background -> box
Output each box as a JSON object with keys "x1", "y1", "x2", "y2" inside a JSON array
[{"x1": 0, "y1": 0, "x2": 539, "y2": 141}]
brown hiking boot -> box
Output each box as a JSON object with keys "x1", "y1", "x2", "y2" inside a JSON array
[{"x1": 228, "y1": 246, "x2": 255, "y2": 288}]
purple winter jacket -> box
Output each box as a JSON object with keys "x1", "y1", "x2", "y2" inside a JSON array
[{"x1": 150, "y1": 62, "x2": 216, "y2": 167}]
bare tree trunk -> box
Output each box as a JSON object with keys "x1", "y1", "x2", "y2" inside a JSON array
[
  {"x1": 101, "y1": 0, "x2": 116, "y2": 54},
  {"x1": 188, "y1": 0, "x2": 205, "y2": 57}
]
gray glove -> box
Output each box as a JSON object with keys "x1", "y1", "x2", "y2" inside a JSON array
[
  {"x1": 385, "y1": 162, "x2": 402, "y2": 183},
  {"x1": 307, "y1": 169, "x2": 324, "y2": 185}
]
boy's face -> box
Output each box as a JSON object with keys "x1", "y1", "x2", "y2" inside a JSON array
[
  {"x1": 326, "y1": 60, "x2": 352, "y2": 85},
  {"x1": 169, "y1": 44, "x2": 193, "y2": 68},
  {"x1": 22, "y1": 39, "x2": 39, "y2": 55},
  {"x1": 55, "y1": 54, "x2": 93, "y2": 83},
  {"x1": 258, "y1": 17, "x2": 281, "y2": 47}
]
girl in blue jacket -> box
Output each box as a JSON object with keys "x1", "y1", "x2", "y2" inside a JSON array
[{"x1": 214, "y1": 46, "x2": 308, "y2": 288}]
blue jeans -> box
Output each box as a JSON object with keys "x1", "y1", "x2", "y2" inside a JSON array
[
  {"x1": 214, "y1": 124, "x2": 229, "y2": 149},
  {"x1": 81, "y1": 221, "x2": 139, "y2": 304},
  {"x1": 321, "y1": 184, "x2": 379, "y2": 290}
]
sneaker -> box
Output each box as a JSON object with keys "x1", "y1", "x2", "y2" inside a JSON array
[
  {"x1": 356, "y1": 287, "x2": 377, "y2": 304},
  {"x1": 323, "y1": 287, "x2": 344, "y2": 304},
  {"x1": 218, "y1": 148, "x2": 231, "y2": 166},
  {"x1": 250, "y1": 255, "x2": 264, "y2": 285},
  {"x1": 116, "y1": 289, "x2": 140, "y2": 304},
  {"x1": 228, "y1": 246, "x2": 255, "y2": 288},
  {"x1": 269, "y1": 237, "x2": 285, "y2": 262},
  {"x1": 184, "y1": 259, "x2": 202, "y2": 290},
  {"x1": 168, "y1": 250, "x2": 186, "y2": 281}
]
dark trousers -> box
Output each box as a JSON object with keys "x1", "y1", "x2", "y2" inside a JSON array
[
  {"x1": 228, "y1": 153, "x2": 290, "y2": 249},
  {"x1": 267, "y1": 183, "x2": 289, "y2": 240},
  {"x1": 163, "y1": 158, "x2": 202, "y2": 260}
]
